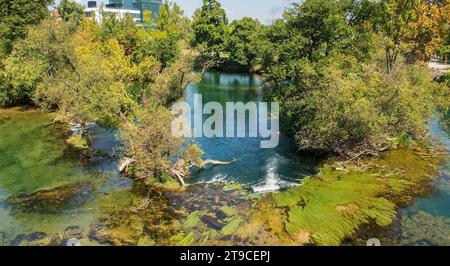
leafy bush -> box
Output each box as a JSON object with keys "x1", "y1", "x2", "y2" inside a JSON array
[{"x1": 268, "y1": 53, "x2": 448, "y2": 157}]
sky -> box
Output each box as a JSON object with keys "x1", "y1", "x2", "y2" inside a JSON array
[{"x1": 71, "y1": 0, "x2": 300, "y2": 24}]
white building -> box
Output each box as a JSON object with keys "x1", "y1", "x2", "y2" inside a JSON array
[{"x1": 84, "y1": 1, "x2": 141, "y2": 23}]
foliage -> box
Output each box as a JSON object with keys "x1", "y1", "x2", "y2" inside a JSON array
[
  {"x1": 66, "y1": 135, "x2": 89, "y2": 151},
  {"x1": 439, "y1": 21, "x2": 450, "y2": 61},
  {"x1": 274, "y1": 169, "x2": 397, "y2": 245},
  {"x1": 271, "y1": 53, "x2": 446, "y2": 156},
  {"x1": 57, "y1": 0, "x2": 85, "y2": 25},
  {"x1": 1, "y1": 17, "x2": 75, "y2": 106},
  {"x1": 263, "y1": 0, "x2": 449, "y2": 156},
  {"x1": 272, "y1": 145, "x2": 444, "y2": 246},
  {"x1": 0, "y1": 0, "x2": 52, "y2": 59},
  {"x1": 192, "y1": 0, "x2": 229, "y2": 59},
  {"x1": 225, "y1": 17, "x2": 263, "y2": 70},
  {"x1": 1, "y1": 2, "x2": 199, "y2": 184},
  {"x1": 32, "y1": 21, "x2": 134, "y2": 131},
  {"x1": 120, "y1": 103, "x2": 182, "y2": 181},
  {"x1": 373, "y1": 0, "x2": 449, "y2": 71},
  {"x1": 403, "y1": 0, "x2": 449, "y2": 63}
]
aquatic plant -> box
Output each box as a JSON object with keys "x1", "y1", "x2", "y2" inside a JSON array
[
  {"x1": 171, "y1": 232, "x2": 195, "y2": 246},
  {"x1": 220, "y1": 217, "x2": 241, "y2": 236},
  {"x1": 6, "y1": 181, "x2": 92, "y2": 212},
  {"x1": 399, "y1": 211, "x2": 450, "y2": 246},
  {"x1": 66, "y1": 135, "x2": 89, "y2": 151},
  {"x1": 274, "y1": 168, "x2": 397, "y2": 245},
  {"x1": 273, "y1": 148, "x2": 444, "y2": 246},
  {"x1": 182, "y1": 212, "x2": 201, "y2": 229}
]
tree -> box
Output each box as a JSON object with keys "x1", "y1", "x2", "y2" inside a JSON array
[
  {"x1": 377, "y1": 0, "x2": 419, "y2": 73},
  {"x1": 2, "y1": 17, "x2": 74, "y2": 106},
  {"x1": 192, "y1": 0, "x2": 229, "y2": 59},
  {"x1": 263, "y1": 0, "x2": 448, "y2": 157},
  {"x1": 403, "y1": 0, "x2": 449, "y2": 63},
  {"x1": 0, "y1": 0, "x2": 53, "y2": 59},
  {"x1": 119, "y1": 103, "x2": 182, "y2": 183},
  {"x1": 439, "y1": 24, "x2": 450, "y2": 62},
  {"x1": 283, "y1": 0, "x2": 353, "y2": 63},
  {"x1": 57, "y1": 0, "x2": 85, "y2": 25},
  {"x1": 226, "y1": 17, "x2": 262, "y2": 70},
  {"x1": 33, "y1": 22, "x2": 135, "y2": 133}
]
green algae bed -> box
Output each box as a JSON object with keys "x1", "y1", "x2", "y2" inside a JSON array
[{"x1": 0, "y1": 107, "x2": 448, "y2": 246}]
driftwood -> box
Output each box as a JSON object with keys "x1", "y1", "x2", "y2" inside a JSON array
[
  {"x1": 169, "y1": 168, "x2": 187, "y2": 186},
  {"x1": 118, "y1": 158, "x2": 135, "y2": 173},
  {"x1": 170, "y1": 158, "x2": 238, "y2": 186},
  {"x1": 195, "y1": 159, "x2": 237, "y2": 168},
  {"x1": 118, "y1": 156, "x2": 237, "y2": 187}
]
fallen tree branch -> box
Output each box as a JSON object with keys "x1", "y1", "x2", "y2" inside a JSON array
[
  {"x1": 118, "y1": 158, "x2": 135, "y2": 173},
  {"x1": 195, "y1": 159, "x2": 238, "y2": 168},
  {"x1": 169, "y1": 169, "x2": 186, "y2": 186}
]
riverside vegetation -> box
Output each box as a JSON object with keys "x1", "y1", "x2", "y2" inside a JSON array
[{"x1": 0, "y1": 0, "x2": 449, "y2": 246}]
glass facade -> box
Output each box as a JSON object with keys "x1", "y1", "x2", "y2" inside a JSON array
[
  {"x1": 107, "y1": 0, "x2": 162, "y2": 22},
  {"x1": 132, "y1": 0, "x2": 163, "y2": 21}
]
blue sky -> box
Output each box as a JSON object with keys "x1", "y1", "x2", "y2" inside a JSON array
[{"x1": 71, "y1": 0, "x2": 300, "y2": 24}]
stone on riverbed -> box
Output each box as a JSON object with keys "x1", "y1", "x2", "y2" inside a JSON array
[
  {"x1": 6, "y1": 181, "x2": 92, "y2": 212},
  {"x1": 64, "y1": 226, "x2": 84, "y2": 240},
  {"x1": 200, "y1": 215, "x2": 225, "y2": 230},
  {"x1": 10, "y1": 232, "x2": 52, "y2": 246}
]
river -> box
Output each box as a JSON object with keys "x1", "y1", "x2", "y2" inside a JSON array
[{"x1": 0, "y1": 72, "x2": 448, "y2": 245}]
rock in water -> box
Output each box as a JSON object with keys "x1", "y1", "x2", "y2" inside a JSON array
[
  {"x1": 200, "y1": 215, "x2": 225, "y2": 230},
  {"x1": 6, "y1": 181, "x2": 92, "y2": 212},
  {"x1": 10, "y1": 232, "x2": 51, "y2": 246},
  {"x1": 64, "y1": 226, "x2": 84, "y2": 240}
]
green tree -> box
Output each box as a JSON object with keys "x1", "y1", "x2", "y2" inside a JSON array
[
  {"x1": 33, "y1": 22, "x2": 135, "y2": 133},
  {"x1": 226, "y1": 17, "x2": 262, "y2": 70},
  {"x1": 283, "y1": 0, "x2": 353, "y2": 63},
  {"x1": 192, "y1": 0, "x2": 229, "y2": 60},
  {"x1": 1, "y1": 17, "x2": 74, "y2": 106},
  {"x1": 377, "y1": 0, "x2": 419, "y2": 73},
  {"x1": 0, "y1": 0, "x2": 53, "y2": 59},
  {"x1": 57, "y1": 0, "x2": 85, "y2": 25},
  {"x1": 264, "y1": 0, "x2": 448, "y2": 156}
]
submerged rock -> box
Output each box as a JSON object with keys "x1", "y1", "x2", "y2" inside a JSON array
[
  {"x1": 200, "y1": 215, "x2": 225, "y2": 230},
  {"x1": 10, "y1": 232, "x2": 52, "y2": 246},
  {"x1": 6, "y1": 181, "x2": 92, "y2": 212},
  {"x1": 64, "y1": 226, "x2": 84, "y2": 240}
]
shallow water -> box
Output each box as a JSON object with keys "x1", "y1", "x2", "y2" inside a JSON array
[
  {"x1": 0, "y1": 108, "x2": 133, "y2": 245},
  {"x1": 394, "y1": 120, "x2": 450, "y2": 245},
  {"x1": 184, "y1": 72, "x2": 316, "y2": 192}
]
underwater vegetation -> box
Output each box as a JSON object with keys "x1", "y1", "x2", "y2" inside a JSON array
[
  {"x1": 399, "y1": 211, "x2": 450, "y2": 246},
  {"x1": 271, "y1": 147, "x2": 446, "y2": 246},
  {"x1": 6, "y1": 181, "x2": 92, "y2": 213}
]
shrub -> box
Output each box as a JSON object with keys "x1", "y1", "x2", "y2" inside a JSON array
[{"x1": 268, "y1": 54, "x2": 447, "y2": 157}]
